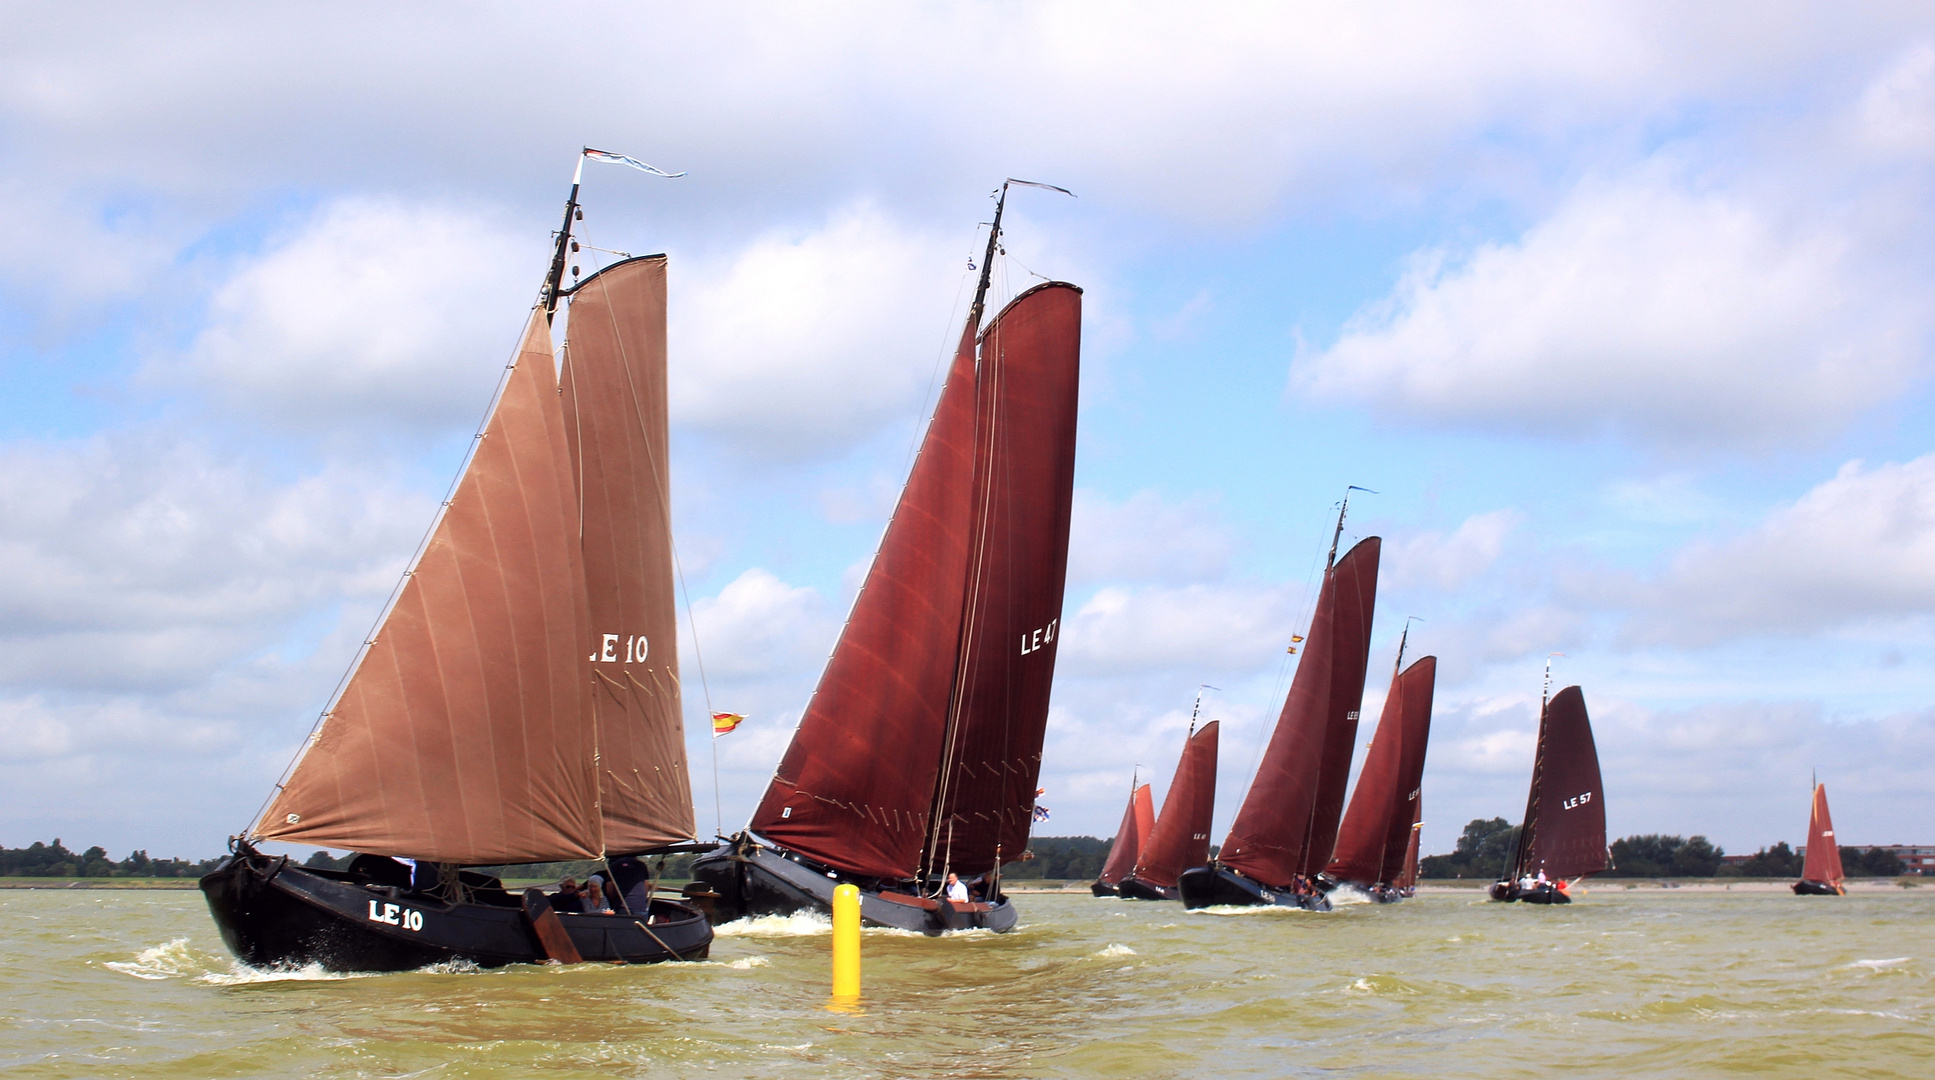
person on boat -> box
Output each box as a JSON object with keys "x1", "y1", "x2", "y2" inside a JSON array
[
  {"x1": 1534, "y1": 869, "x2": 1550, "y2": 891},
  {"x1": 552, "y1": 877, "x2": 585, "y2": 914},
  {"x1": 944, "y1": 873, "x2": 969, "y2": 903},
  {"x1": 584, "y1": 877, "x2": 615, "y2": 915}
]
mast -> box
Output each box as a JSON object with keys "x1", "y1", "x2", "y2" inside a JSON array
[
  {"x1": 1189, "y1": 684, "x2": 1219, "y2": 737},
  {"x1": 540, "y1": 155, "x2": 585, "y2": 324},
  {"x1": 1508, "y1": 654, "x2": 1562, "y2": 883},
  {"x1": 1327, "y1": 486, "x2": 1377, "y2": 569}
]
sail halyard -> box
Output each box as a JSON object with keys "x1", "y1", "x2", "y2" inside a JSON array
[
  {"x1": 560, "y1": 254, "x2": 695, "y2": 853},
  {"x1": 255, "y1": 311, "x2": 603, "y2": 865}
]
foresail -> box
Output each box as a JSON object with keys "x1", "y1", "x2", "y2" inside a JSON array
[
  {"x1": 257, "y1": 312, "x2": 600, "y2": 865},
  {"x1": 560, "y1": 255, "x2": 695, "y2": 852},
  {"x1": 1132, "y1": 721, "x2": 1219, "y2": 889},
  {"x1": 923, "y1": 282, "x2": 1083, "y2": 878},
  {"x1": 1524, "y1": 686, "x2": 1607, "y2": 880},
  {"x1": 747, "y1": 321, "x2": 982, "y2": 879}
]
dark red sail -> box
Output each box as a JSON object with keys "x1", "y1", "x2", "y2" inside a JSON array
[
  {"x1": 1097, "y1": 783, "x2": 1155, "y2": 886},
  {"x1": 1219, "y1": 537, "x2": 1380, "y2": 887},
  {"x1": 1395, "y1": 798, "x2": 1422, "y2": 891},
  {"x1": 1327, "y1": 656, "x2": 1434, "y2": 886},
  {"x1": 922, "y1": 282, "x2": 1082, "y2": 878},
  {"x1": 1131, "y1": 721, "x2": 1220, "y2": 889},
  {"x1": 1801, "y1": 783, "x2": 1845, "y2": 886},
  {"x1": 747, "y1": 322, "x2": 982, "y2": 879},
  {"x1": 559, "y1": 255, "x2": 695, "y2": 854},
  {"x1": 1518, "y1": 686, "x2": 1607, "y2": 881}
]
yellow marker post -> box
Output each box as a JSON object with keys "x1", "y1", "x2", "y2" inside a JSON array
[{"x1": 830, "y1": 882, "x2": 860, "y2": 1005}]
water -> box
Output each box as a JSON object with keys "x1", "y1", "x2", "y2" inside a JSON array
[{"x1": 4, "y1": 886, "x2": 1932, "y2": 1077}]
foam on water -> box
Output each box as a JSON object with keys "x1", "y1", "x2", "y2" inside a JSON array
[
  {"x1": 1094, "y1": 943, "x2": 1136, "y2": 958},
  {"x1": 1848, "y1": 957, "x2": 1911, "y2": 970},
  {"x1": 713, "y1": 911, "x2": 833, "y2": 937},
  {"x1": 103, "y1": 938, "x2": 202, "y2": 981}
]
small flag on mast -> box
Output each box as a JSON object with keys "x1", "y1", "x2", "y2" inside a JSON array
[
  {"x1": 711, "y1": 712, "x2": 745, "y2": 736},
  {"x1": 583, "y1": 148, "x2": 686, "y2": 178}
]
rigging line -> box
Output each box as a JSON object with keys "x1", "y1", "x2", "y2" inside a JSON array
[{"x1": 246, "y1": 302, "x2": 538, "y2": 839}]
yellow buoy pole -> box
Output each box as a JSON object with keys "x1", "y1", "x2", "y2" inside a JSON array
[{"x1": 831, "y1": 882, "x2": 860, "y2": 1004}]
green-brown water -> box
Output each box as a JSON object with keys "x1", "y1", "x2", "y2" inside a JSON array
[{"x1": 4, "y1": 887, "x2": 1931, "y2": 1078}]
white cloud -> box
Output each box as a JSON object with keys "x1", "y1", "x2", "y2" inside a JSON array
[
  {"x1": 176, "y1": 198, "x2": 537, "y2": 433},
  {"x1": 1622, "y1": 454, "x2": 1935, "y2": 645},
  {"x1": 1067, "y1": 489, "x2": 1233, "y2": 585},
  {"x1": 1296, "y1": 166, "x2": 1924, "y2": 447},
  {"x1": 672, "y1": 205, "x2": 966, "y2": 458},
  {"x1": 684, "y1": 568, "x2": 839, "y2": 682},
  {"x1": 1381, "y1": 509, "x2": 1523, "y2": 592},
  {"x1": 1057, "y1": 582, "x2": 1303, "y2": 677}
]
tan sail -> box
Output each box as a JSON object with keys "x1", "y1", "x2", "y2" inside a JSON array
[
  {"x1": 257, "y1": 312, "x2": 601, "y2": 865},
  {"x1": 560, "y1": 255, "x2": 696, "y2": 852}
]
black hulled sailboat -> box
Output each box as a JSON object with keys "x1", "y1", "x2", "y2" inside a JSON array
[
  {"x1": 1091, "y1": 777, "x2": 1154, "y2": 897},
  {"x1": 201, "y1": 151, "x2": 713, "y2": 970},
  {"x1": 1324, "y1": 621, "x2": 1434, "y2": 903},
  {"x1": 1793, "y1": 780, "x2": 1847, "y2": 895},
  {"x1": 1117, "y1": 693, "x2": 1220, "y2": 901},
  {"x1": 1179, "y1": 494, "x2": 1380, "y2": 912},
  {"x1": 1490, "y1": 661, "x2": 1607, "y2": 904},
  {"x1": 690, "y1": 181, "x2": 1082, "y2": 934}
]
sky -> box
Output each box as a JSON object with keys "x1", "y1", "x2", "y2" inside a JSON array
[{"x1": 5, "y1": 2, "x2": 1935, "y2": 864}]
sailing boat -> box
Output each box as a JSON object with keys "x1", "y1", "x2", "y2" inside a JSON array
[
  {"x1": 1091, "y1": 778, "x2": 1155, "y2": 897},
  {"x1": 1325, "y1": 623, "x2": 1434, "y2": 903},
  {"x1": 1118, "y1": 689, "x2": 1220, "y2": 901},
  {"x1": 200, "y1": 151, "x2": 713, "y2": 970},
  {"x1": 1793, "y1": 780, "x2": 1847, "y2": 895},
  {"x1": 1489, "y1": 663, "x2": 1607, "y2": 905},
  {"x1": 1393, "y1": 801, "x2": 1422, "y2": 898},
  {"x1": 1179, "y1": 493, "x2": 1380, "y2": 912},
  {"x1": 690, "y1": 180, "x2": 1082, "y2": 934}
]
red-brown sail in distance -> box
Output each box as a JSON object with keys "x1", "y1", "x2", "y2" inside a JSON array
[
  {"x1": 1131, "y1": 721, "x2": 1220, "y2": 889},
  {"x1": 1327, "y1": 656, "x2": 1435, "y2": 886},
  {"x1": 1219, "y1": 537, "x2": 1380, "y2": 887},
  {"x1": 1801, "y1": 782, "x2": 1845, "y2": 886},
  {"x1": 1097, "y1": 783, "x2": 1155, "y2": 886},
  {"x1": 1395, "y1": 799, "x2": 1422, "y2": 891},
  {"x1": 1515, "y1": 685, "x2": 1607, "y2": 881},
  {"x1": 559, "y1": 255, "x2": 695, "y2": 853},
  {"x1": 747, "y1": 321, "x2": 983, "y2": 879},
  {"x1": 923, "y1": 282, "x2": 1083, "y2": 877},
  {"x1": 257, "y1": 313, "x2": 601, "y2": 864}
]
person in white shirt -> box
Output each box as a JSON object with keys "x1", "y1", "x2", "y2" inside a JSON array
[{"x1": 944, "y1": 873, "x2": 969, "y2": 903}]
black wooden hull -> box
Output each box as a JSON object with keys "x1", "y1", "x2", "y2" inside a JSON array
[
  {"x1": 1793, "y1": 879, "x2": 1846, "y2": 896},
  {"x1": 1489, "y1": 880, "x2": 1570, "y2": 904},
  {"x1": 200, "y1": 852, "x2": 710, "y2": 971},
  {"x1": 1090, "y1": 881, "x2": 1119, "y2": 897},
  {"x1": 1177, "y1": 866, "x2": 1331, "y2": 912},
  {"x1": 1116, "y1": 876, "x2": 1180, "y2": 901},
  {"x1": 689, "y1": 836, "x2": 1018, "y2": 936}
]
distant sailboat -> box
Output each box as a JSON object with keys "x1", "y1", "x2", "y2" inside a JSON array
[
  {"x1": 200, "y1": 151, "x2": 713, "y2": 969},
  {"x1": 1119, "y1": 714, "x2": 1219, "y2": 902},
  {"x1": 1091, "y1": 779, "x2": 1155, "y2": 897},
  {"x1": 691, "y1": 180, "x2": 1081, "y2": 934},
  {"x1": 1793, "y1": 780, "x2": 1847, "y2": 896},
  {"x1": 1394, "y1": 800, "x2": 1422, "y2": 898},
  {"x1": 1326, "y1": 622, "x2": 1434, "y2": 903},
  {"x1": 1490, "y1": 663, "x2": 1607, "y2": 905},
  {"x1": 1180, "y1": 493, "x2": 1380, "y2": 911}
]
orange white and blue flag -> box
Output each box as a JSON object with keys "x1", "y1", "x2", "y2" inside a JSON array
[{"x1": 711, "y1": 712, "x2": 745, "y2": 736}]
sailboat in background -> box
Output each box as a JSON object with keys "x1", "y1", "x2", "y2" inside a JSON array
[
  {"x1": 1119, "y1": 711, "x2": 1220, "y2": 902},
  {"x1": 200, "y1": 150, "x2": 713, "y2": 969},
  {"x1": 1490, "y1": 661, "x2": 1607, "y2": 905},
  {"x1": 1180, "y1": 493, "x2": 1380, "y2": 912},
  {"x1": 1793, "y1": 780, "x2": 1847, "y2": 895},
  {"x1": 1394, "y1": 801, "x2": 1423, "y2": 898},
  {"x1": 1091, "y1": 778, "x2": 1154, "y2": 896},
  {"x1": 691, "y1": 180, "x2": 1082, "y2": 934},
  {"x1": 1325, "y1": 621, "x2": 1434, "y2": 903}
]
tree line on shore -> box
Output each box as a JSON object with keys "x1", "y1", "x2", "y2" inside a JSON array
[
  {"x1": 1419, "y1": 818, "x2": 1909, "y2": 879},
  {"x1": 0, "y1": 840, "x2": 225, "y2": 879}
]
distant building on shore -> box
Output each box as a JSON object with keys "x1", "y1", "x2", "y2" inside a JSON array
[{"x1": 1788, "y1": 844, "x2": 1935, "y2": 874}]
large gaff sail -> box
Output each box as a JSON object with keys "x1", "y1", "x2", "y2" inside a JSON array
[
  {"x1": 257, "y1": 313, "x2": 600, "y2": 865},
  {"x1": 1517, "y1": 686, "x2": 1607, "y2": 881},
  {"x1": 747, "y1": 323, "x2": 983, "y2": 879},
  {"x1": 1131, "y1": 721, "x2": 1220, "y2": 889},
  {"x1": 1219, "y1": 538, "x2": 1380, "y2": 887},
  {"x1": 559, "y1": 255, "x2": 695, "y2": 853},
  {"x1": 1097, "y1": 784, "x2": 1155, "y2": 886},
  {"x1": 1328, "y1": 656, "x2": 1435, "y2": 886},
  {"x1": 923, "y1": 283, "x2": 1082, "y2": 877},
  {"x1": 1801, "y1": 783, "x2": 1845, "y2": 885}
]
